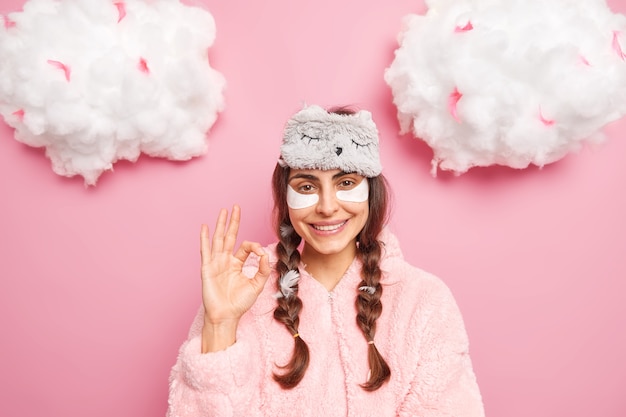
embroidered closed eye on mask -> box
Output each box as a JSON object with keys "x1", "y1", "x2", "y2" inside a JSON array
[{"x1": 287, "y1": 179, "x2": 369, "y2": 209}]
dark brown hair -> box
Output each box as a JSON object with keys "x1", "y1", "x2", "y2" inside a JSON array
[{"x1": 270, "y1": 107, "x2": 391, "y2": 390}]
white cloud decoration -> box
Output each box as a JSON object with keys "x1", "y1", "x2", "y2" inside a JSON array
[
  {"x1": 0, "y1": 0, "x2": 225, "y2": 185},
  {"x1": 385, "y1": 0, "x2": 626, "y2": 176}
]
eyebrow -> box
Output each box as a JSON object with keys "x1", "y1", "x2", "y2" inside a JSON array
[{"x1": 288, "y1": 171, "x2": 351, "y2": 182}]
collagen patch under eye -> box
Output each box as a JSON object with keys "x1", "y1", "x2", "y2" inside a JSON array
[
  {"x1": 336, "y1": 179, "x2": 369, "y2": 203},
  {"x1": 287, "y1": 185, "x2": 319, "y2": 209}
]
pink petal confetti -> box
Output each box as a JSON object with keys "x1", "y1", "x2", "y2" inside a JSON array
[
  {"x1": 612, "y1": 31, "x2": 626, "y2": 60},
  {"x1": 47, "y1": 59, "x2": 71, "y2": 81},
  {"x1": 539, "y1": 107, "x2": 555, "y2": 126},
  {"x1": 579, "y1": 55, "x2": 591, "y2": 66},
  {"x1": 12, "y1": 109, "x2": 25, "y2": 120},
  {"x1": 454, "y1": 21, "x2": 473, "y2": 32},
  {"x1": 138, "y1": 57, "x2": 150, "y2": 74},
  {"x1": 2, "y1": 14, "x2": 16, "y2": 29},
  {"x1": 114, "y1": 2, "x2": 126, "y2": 23},
  {"x1": 448, "y1": 87, "x2": 463, "y2": 122}
]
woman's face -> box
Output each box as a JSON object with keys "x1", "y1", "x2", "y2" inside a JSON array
[{"x1": 287, "y1": 168, "x2": 369, "y2": 260}]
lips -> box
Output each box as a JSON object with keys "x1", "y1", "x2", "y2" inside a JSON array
[{"x1": 312, "y1": 220, "x2": 347, "y2": 232}]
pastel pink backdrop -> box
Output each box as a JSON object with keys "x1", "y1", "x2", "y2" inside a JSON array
[{"x1": 1, "y1": 0, "x2": 625, "y2": 416}]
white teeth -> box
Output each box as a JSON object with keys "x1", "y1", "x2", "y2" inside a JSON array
[{"x1": 313, "y1": 221, "x2": 345, "y2": 231}]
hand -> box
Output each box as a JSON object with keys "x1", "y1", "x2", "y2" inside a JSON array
[{"x1": 200, "y1": 205, "x2": 270, "y2": 351}]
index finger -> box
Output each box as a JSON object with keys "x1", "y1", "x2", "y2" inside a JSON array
[{"x1": 233, "y1": 240, "x2": 264, "y2": 264}]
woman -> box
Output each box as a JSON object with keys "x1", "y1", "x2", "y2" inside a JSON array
[{"x1": 167, "y1": 105, "x2": 484, "y2": 416}]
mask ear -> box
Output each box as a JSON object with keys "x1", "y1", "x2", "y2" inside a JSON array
[{"x1": 357, "y1": 110, "x2": 373, "y2": 123}]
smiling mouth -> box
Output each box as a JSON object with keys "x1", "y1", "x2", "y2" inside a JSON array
[{"x1": 312, "y1": 221, "x2": 347, "y2": 232}]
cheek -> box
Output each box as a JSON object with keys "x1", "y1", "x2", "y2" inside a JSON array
[
  {"x1": 287, "y1": 185, "x2": 319, "y2": 209},
  {"x1": 287, "y1": 207, "x2": 309, "y2": 237}
]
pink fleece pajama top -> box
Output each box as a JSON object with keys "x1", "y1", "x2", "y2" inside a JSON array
[{"x1": 167, "y1": 230, "x2": 484, "y2": 417}]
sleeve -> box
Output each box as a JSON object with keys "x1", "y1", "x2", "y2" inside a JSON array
[
  {"x1": 166, "y1": 308, "x2": 264, "y2": 417},
  {"x1": 398, "y1": 283, "x2": 485, "y2": 417}
]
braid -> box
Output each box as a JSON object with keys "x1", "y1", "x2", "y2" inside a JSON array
[
  {"x1": 272, "y1": 164, "x2": 310, "y2": 389},
  {"x1": 355, "y1": 238, "x2": 391, "y2": 391}
]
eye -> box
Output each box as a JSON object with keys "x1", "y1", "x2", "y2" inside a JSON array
[
  {"x1": 293, "y1": 183, "x2": 317, "y2": 194},
  {"x1": 338, "y1": 177, "x2": 363, "y2": 190}
]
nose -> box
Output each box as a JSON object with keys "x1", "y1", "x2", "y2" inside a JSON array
[{"x1": 315, "y1": 187, "x2": 339, "y2": 216}]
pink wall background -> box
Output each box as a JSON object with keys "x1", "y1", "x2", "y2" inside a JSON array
[{"x1": 1, "y1": 0, "x2": 625, "y2": 416}]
